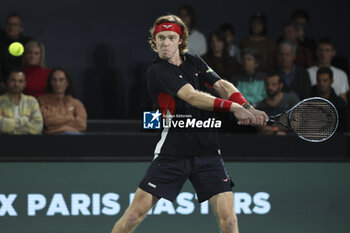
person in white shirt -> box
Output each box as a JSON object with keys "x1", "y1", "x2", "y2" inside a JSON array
[
  {"x1": 308, "y1": 38, "x2": 349, "y2": 102},
  {"x1": 178, "y1": 5, "x2": 207, "y2": 56}
]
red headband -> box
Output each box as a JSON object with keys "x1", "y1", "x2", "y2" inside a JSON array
[{"x1": 154, "y1": 23, "x2": 183, "y2": 36}]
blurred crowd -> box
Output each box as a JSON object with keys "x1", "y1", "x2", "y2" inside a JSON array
[{"x1": 0, "y1": 6, "x2": 349, "y2": 135}]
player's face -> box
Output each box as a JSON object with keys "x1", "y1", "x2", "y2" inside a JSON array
[
  {"x1": 277, "y1": 45, "x2": 296, "y2": 68},
  {"x1": 316, "y1": 44, "x2": 336, "y2": 65},
  {"x1": 316, "y1": 73, "x2": 333, "y2": 94},
  {"x1": 5, "y1": 16, "x2": 23, "y2": 40},
  {"x1": 155, "y1": 31, "x2": 182, "y2": 61},
  {"x1": 50, "y1": 70, "x2": 69, "y2": 95},
  {"x1": 7, "y1": 72, "x2": 26, "y2": 94},
  {"x1": 26, "y1": 46, "x2": 41, "y2": 66},
  {"x1": 265, "y1": 75, "x2": 282, "y2": 97}
]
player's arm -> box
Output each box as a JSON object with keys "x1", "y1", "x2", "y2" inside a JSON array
[
  {"x1": 176, "y1": 83, "x2": 256, "y2": 125},
  {"x1": 212, "y1": 79, "x2": 268, "y2": 125}
]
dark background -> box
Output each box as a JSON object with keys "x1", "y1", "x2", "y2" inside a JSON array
[{"x1": 1, "y1": 0, "x2": 348, "y2": 119}]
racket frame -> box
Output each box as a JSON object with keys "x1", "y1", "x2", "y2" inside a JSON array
[{"x1": 268, "y1": 97, "x2": 339, "y2": 142}]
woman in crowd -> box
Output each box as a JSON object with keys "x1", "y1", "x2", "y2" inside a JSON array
[
  {"x1": 202, "y1": 30, "x2": 241, "y2": 81},
  {"x1": 22, "y1": 40, "x2": 51, "y2": 97},
  {"x1": 240, "y1": 12, "x2": 276, "y2": 72},
  {"x1": 38, "y1": 67, "x2": 87, "y2": 135},
  {"x1": 231, "y1": 48, "x2": 266, "y2": 106}
]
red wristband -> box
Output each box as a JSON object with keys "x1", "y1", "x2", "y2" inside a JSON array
[
  {"x1": 214, "y1": 98, "x2": 232, "y2": 112},
  {"x1": 229, "y1": 93, "x2": 248, "y2": 105}
]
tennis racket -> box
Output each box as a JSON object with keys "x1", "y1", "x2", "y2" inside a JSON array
[{"x1": 268, "y1": 97, "x2": 339, "y2": 142}]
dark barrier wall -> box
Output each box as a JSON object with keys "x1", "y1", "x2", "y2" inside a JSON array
[
  {"x1": 1, "y1": 162, "x2": 350, "y2": 233},
  {"x1": 1, "y1": 0, "x2": 349, "y2": 118},
  {"x1": 0, "y1": 134, "x2": 349, "y2": 160}
]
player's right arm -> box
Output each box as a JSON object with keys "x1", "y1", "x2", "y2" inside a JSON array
[{"x1": 176, "y1": 83, "x2": 256, "y2": 125}]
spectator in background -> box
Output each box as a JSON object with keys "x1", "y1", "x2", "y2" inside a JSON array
[
  {"x1": 178, "y1": 5, "x2": 207, "y2": 56},
  {"x1": 240, "y1": 12, "x2": 276, "y2": 72},
  {"x1": 202, "y1": 30, "x2": 241, "y2": 81},
  {"x1": 0, "y1": 13, "x2": 33, "y2": 85},
  {"x1": 308, "y1": 38, "x2": 349, "y2": 103},
  {"x1": 311, "y1": 67, "x2": 347, "y2": 131},
  {"x1": 219, "y1": 23, "x2": 241, "y2": 63},
  {"x1": 231, "y1": 48, "x2": 266, "y2": 106},
  {"x1": 291, "y1": 8, "x2": 316, "y2": 58},
  {"x1": 22, "y1": 40, "x2": 51, "y2": 98},
  {"x1": 256, "y1": 73, "x2": 299, "y2": 135},
  {"x1": 38, "y1": 68, "x2": 87, "y2": 135},
  {"x1": 276, "y1": 40, "x2": 311, "y2": 99},
  {"x1": 281, "y1": 21, "x2": 314, "y2": 69},
  {"x1": 0, "y1": 69, "x2": 43, "y2": 134}
]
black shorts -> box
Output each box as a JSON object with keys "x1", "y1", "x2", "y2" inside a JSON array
[{"x1": 139, "y1": 152, "x2": 234, "y2": 203}]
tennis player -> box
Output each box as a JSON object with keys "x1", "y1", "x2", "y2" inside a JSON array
[{"x1": 111, "y1": 15, "x2": 268, "y2": 233}]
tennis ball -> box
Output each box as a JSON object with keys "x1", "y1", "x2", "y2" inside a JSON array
[{"x1": 8, "y1": 42, "x2": 24, "y2": 56}]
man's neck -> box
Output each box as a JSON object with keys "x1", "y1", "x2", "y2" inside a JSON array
[
  {"x1": 167, "y1": 53, "x2": 182, "y2": 66},
  {"x1": 9, "y1": 93, "x2": 21, "y2": 105},
  {"x1": 266, "y1": 92, "x2": 283, "y2": 106},
  {"x1": 282, "y1": 65, "x2": 294, "y2": 74},
  {"x1": 318, "y1": 90, "x2": 331, "y2": 99},
  {"x1": 318, "y1": 63, "x2": 331, "y2": 68}
]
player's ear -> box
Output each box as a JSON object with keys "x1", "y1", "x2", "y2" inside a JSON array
[{"x1": 178, "y1": 38, "x2": 183, "y2": 45}]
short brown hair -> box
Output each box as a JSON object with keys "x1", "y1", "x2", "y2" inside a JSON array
[{"x1": 149, "y1": 15, "x2": 189, "y2": 55}]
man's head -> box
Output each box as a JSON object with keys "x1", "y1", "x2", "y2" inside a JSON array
[
  {"x1": 316, "y1": 67, "x2": 333, "y2": 95},
  {"x1": 316, "y1": 38, "x2": 336, "y2": 67},
  {"x1": 291, "y1": 8, "x2": 310, "y2": 31},
  {"x1": 177, "y1": 5, "x2": 196, "y2": 31},
  {"x1": 277, "y1": 40, "x2": 296, "y2": 69},
  {"x1": 6, "y1": 69, "x2": 26, "y2": 95},
  {"x1": 265, "y1": 73, "x2": 284, "y2": 97},
  {"x1": 282, "y1": 21, "x2": 300, "y2": 44},
  {"x1": 249, "y1": 12, "x2": 268, "y2": 36},
  {"x1": 5, "y1": 13, "x2": 24, "y2": 40},
  {"x1": 149, "y1": 15, "x2": 189, "y2": 59},
  {"x1": 219, "y1": 23, "x2": 235, "y2": 44}
]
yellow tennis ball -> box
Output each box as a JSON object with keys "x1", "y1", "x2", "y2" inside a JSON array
[{"x1": 8, "y1": 42, "x2": 24, "y2": 56}]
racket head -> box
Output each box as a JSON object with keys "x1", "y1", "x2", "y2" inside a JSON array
[{"x1": 288, "y1": 97, "x2": 339, "y2": 142}]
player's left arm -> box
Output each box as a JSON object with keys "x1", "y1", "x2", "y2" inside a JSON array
[{"x1": 213, "y1": 79, "x2": 269, "y2": 124}]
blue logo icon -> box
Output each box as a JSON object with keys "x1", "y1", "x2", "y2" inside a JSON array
[{"x1": 143, "y1": 110, "x2": 162, "y2": 129}]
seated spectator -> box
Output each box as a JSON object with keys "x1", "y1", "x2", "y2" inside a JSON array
[
  {"x1": 38, "y1": 68, "x2": 87, "y2": 135},
  {"x1": 256, "y1": 73, "x2": 299, "y2": 135},
  {"x1": 178, "y1": 5, "x2": 207, "y2": 56},
  {"x1": 0, "y1": 13, "x2": 33, "y2": 85},
  {"x1": 276, "y1": 40, "x2": 311, "y2": 99},
  {"x1": 308, "y1": 38, "x2": 349, "y2": 103},
  {"x1": 0, "y1": 69, "x2": 43, "y2": 134},
  {"x1": 281, "y1": 21, "x2": 314, "y2": 69},
  {"x1": 231, "y1": 48, "x2": 266, "y2": 106},
  {"x1": 240, "y1": 12, "x2": 276, "y2": 72},
  {"x1": 310, "y1": 67, "x2": 347, "y2": 131},
  {"x1": 22, "y1": 40, "x2": 51, "y2": 97},
  {"x1": 202, "y1": 30, "x2": 241, "y2": 80},
  {"x1": 291, "y1": 8, "x2": 316, "y2": 59},
  {"x1": 219, "y1": 23, "x2": 241, "y2": 63}
]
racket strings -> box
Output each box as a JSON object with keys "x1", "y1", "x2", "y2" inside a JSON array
[{"x1": 289, "y1": 99, "x2": 338, "y2": 141}]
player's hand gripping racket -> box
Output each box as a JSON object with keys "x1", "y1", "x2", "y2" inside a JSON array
[{"x1": 268, "y1": 97, "x2": 339, "y2": 142}]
